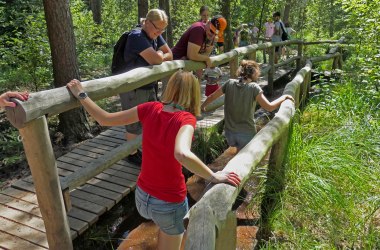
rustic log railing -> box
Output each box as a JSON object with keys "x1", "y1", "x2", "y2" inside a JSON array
[
  {"x1": 184, "y1": 48, "x2": 344, "y2": 249},
  {"x1": 5, "y1": 38, "x2": 343, "y2": 249}
]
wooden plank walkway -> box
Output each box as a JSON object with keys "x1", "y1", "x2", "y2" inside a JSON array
[{"x1": 0, "y1": 66, "x2": 292, "y2": 249}]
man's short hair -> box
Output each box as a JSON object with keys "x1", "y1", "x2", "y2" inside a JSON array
[{"x1": 273, "y1": 11, "x2": 281, "y2": 17}]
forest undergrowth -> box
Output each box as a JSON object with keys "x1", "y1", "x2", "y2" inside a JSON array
[{"x1": 256, "y1": 70, "x2": 380, "y2": 249}]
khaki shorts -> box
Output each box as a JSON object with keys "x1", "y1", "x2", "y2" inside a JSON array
[{"x1": 119, "y1": 87, "x2": 157, "y2": 134}]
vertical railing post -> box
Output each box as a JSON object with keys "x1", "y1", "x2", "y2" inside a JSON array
[
  {"x1": 297, "y1": 41, "x2": 303, "y2": 70},
  {"x1": 19, "y1": 116, "x2": 72, "y2": 250},
  {"x1": 267, "y1": 46, "x2": 275, "y2": 95},
  {"x1": 249, "y1": 50, "x2": 257, "y2": 61},
  {"x1": 230, "y1": 53, "x2": 239, "y2": 78},
  {"x1": 215, "y1": 211, "x2": 237, "y2": 250},
  {"x1": 257, "y1": 128, "x2": 290, "y2": 241}
]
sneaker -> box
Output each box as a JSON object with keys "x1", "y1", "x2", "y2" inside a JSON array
[{"x1": 126, "y1": 150, "x2": 142, "y2": 165}]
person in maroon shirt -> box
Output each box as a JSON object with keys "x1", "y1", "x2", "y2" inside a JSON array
[
  {"x1": 172, "y1": 15, "x2": 227, "y2": 69},
  {"x1": 66, "y1": 70, "x2": 240, "y2": 250}
]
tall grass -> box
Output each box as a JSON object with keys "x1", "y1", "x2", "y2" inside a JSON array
[{"x1": 260, "y1": 75, "x2": 380, "y2": 249}]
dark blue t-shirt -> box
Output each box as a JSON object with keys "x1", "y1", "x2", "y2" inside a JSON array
[
  {"x1": 124, "y1": 29, "x2": 166, "y2": 70},
  {"x1": 124, "y1": 29, "x2": 166, "y2": 89}
]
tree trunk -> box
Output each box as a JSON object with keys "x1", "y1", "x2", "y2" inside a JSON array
[
  {"x1": 329, "y1": 0, "x2": 334, "y2": 37},
  {"x1": 283, "y1": 0, "x2": 292, "y2": 24},
  {"x1": 42, "y1": 0, "x2": 92, "y2": 143},
  {"x1": 221, "y1": 0, "x2": 233, "y2": 52},
  {"x1": 90, "y1": 0, "x2": 102, "y2": 24},
  {"x1": 138, "y1": 0, "x2": 149, "y2": 23},
  {"x1": 159, "y1": 0, "x2": 173, "y2": 47}
]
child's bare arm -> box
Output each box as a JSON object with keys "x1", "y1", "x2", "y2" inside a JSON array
[{"x1": 256, "y1": 92, "x2": 294, "y2": 112}]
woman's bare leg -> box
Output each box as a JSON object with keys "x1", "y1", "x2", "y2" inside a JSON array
[{"x1": 157, "y1": 229, "x2": 183, "y2": 250}]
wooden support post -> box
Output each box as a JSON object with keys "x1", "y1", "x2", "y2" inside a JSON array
[
  {"x1": 257, "y1": 128, "x2": 290, "y2": 241},
  {"x1": 295, "y1": 83, "x2": 301, "y2": 108},
  {"x1": 62, "y1": 188, "x2": 72, "y2": 212},
  {"x1": 19, "y1": 116, "x2": 73, "y2": 250},
  {"x1": 215, "y1": 211, "x2": 237, "y2": 250},
  {"x1": 248, "y1": 50, "x2": 257, "y2": 61},
  {"x1": 296, "y1": 42, "x2": 303, "y2": 70},
  {"x1": 332, "y1": 56, "x2": 338, "y2": 70},
  {"x1": 229, "y1": 55, "x2": 239, "y2": 78},
  {"x1": 263, "y1": 47, "x2": 267, "y2": 64},
  {"x1": 267, "y1": 46, "x2": 275, "y2": 95}
]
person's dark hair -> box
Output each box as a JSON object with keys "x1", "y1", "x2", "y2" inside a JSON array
[
  {"x1": 237, "y1": 60, "x2": 260, "y2": 81},
  {"x1": 285, "y1": 22, "x2": 290, "y2": 27},
  {"x1": 273, "y1": 11, "x2": 281, "y2": 17},
  {"x1": 200, "y1": 5, "x2": 209, "y2": 15}
]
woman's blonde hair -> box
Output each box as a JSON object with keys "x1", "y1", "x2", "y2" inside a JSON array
[
  {"x1": 161, "y1": 70, "x2": 201, "y2": 116},
  {"x1": 236, "y1": 60, "x2": 261, "y2": 81},
  {"x1": 145, "y1": 9, "x2": 168, "y2": 24}
]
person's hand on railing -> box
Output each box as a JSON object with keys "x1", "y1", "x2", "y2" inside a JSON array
[
  {"x1": 208, "y1": 171, "x2": 241, "y2": 186},
  {"x1": 282, "y1": 94, "x2": 295, "y2": 103},
  {"x1": 0, "y1": 91, "x2": 29, "y2": 108},
  {"x1": 66, "y1": 79, "x2": 84, "y2": 98}
]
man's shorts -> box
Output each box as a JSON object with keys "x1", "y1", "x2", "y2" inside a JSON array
[
  {"x1": 135, "y1": 186, "x2": 188, "y2": 235},
  {"x1": 225, "y1": 129, "x2": 255, "y2": 151},
  {"x1": 119, "y1": 87, "x2": 157, "y2": 134}
]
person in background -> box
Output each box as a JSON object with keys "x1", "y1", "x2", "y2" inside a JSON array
[
  {"x1": 285, "y1": 22, "x2": 296, "y2": 39},
  {"x1": 238, "y1": 24, "x2": 250, "y2": 47},
  {"x1": 249, "y1": 23, "x2": 259, "y2": 44},
  {"x1": 264, "y1": 17, "x2": 275, "y2": 40},
  {"x1": 119, "y1": 9, "x2": 173, "y2": 166},
  {"x1": 199, "y1": 5, "x2": 209, "y2": 24},
  {"x1": 0, "y1": 91, "x2": 29, "y2": 108},
  {"x1": 66, "y1": 71, "x2": 241, "y2": 250},
  {"x1": 201, "y1": 60, "x2": 294, "y2": 152},
  {"x1": 281, "y1": 22, "x2": 296, "y2": 59},
  {"x1": 172, "y1": 15, "x2": 227, "y2": 71},
  {"x1": 271, "y1": 11, "x2": 284, "y2": 64},
  {"x1": 204, "y1": 66, "x2": 223, "y2": 97}
]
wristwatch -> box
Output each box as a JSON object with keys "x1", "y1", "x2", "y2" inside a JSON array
[{"x1": 78, "y1": 92, "x2": 88, "y2": 100}]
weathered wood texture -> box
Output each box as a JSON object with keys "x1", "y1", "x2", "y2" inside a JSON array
[
  {"x1": 5, "y1": 40, "x2": 302, "y2": 129},
  {"x1": 185, "y1": 60, "x2": 324, "y2": 249},
  {"x1": 18, "y1": 116, "x2": 72, "y2": 250}
]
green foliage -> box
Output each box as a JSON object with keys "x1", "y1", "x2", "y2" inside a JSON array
[
  {"x1": 0, "y1": 0, "x2": 52, "y2": 92},
  {"x1": 0, "y1": 125, "x2": 23, "y2": 167},
  {"x1": 192, "y1": 122, "x2": 227, "y2": 164},
  {"x1": 262, "y1": 76, "x2": 380, "y2": 248}
]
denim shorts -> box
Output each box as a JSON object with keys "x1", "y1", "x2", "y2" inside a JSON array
[
  {"x1": 225, "y1": 129, "x2": 254, "y2": 151},
  {"x1": 135, "y1": 186, "x2": 188, "y2": 235},
  {"x1": 119, "y1": 88, "x2": 157, "y2": 134}
]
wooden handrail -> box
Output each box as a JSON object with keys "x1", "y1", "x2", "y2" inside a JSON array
[
  {"x1": 60, "y1": 135, "x2": 142, "y2": 192},
  {"x1": 7, "y1": 37, "x2": 344, "y2": 249},
  {"x1": 5, "y1": 39, "x2": 341, "y2": 129},
  {"x1": 184, "y1": 59, "x2": 318, "y2": 249}
]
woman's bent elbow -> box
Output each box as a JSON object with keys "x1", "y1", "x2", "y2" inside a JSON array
[{"x1": 174, "y1": 151, "x2": 190, "y2": 164}]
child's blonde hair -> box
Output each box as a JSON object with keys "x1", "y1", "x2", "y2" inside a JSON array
[
  {"x1": 145, "y1": 9, "x2": 168, "y2": 24},
  {"x1": 236, "y1": 60, "x2": 261, "y2": 81},
  {"x1": 161, "y1": 70, "x2": 201, "y2": 116}
]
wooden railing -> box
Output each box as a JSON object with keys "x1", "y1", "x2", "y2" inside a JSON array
[
  {"x1": 5, "y1": 38, "x2": 343, "y2": 249},
  {"x1": 184, "y1": 46, "x2": 344, "y2": 249}
]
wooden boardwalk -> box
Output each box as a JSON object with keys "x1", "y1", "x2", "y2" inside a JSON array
[{"x1": 0, "y1": 67, "x2": 292, "y2": 249}]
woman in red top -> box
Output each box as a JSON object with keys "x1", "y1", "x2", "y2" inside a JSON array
[{"x1": 66, "y1": 70, "x2": 240, "y2": 250}]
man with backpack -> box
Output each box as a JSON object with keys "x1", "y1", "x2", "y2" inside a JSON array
[
  {"x1": 112, "y1": 9, "x2": 173, "y2": 165},
  {"x1": 271, "y1": 11, "x2": 287, "y2": 64}
]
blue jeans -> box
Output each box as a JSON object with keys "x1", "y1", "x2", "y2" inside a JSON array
[
  {"x1": 225, "y1": 129, "x2": 254, "y2": 151},
  {"x1": 135, "y1": 186, "x2": 188, "y2": 235}
]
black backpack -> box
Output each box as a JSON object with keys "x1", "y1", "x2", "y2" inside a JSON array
[
  {"x1": 279, "y1": 22, "x2": 289, "y2": 41},
  {"x1": 111, "y1": 26, "x2": 141, "y2": 75}
]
